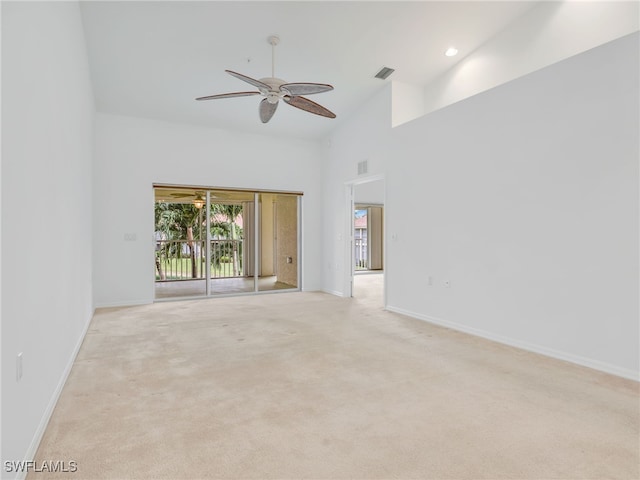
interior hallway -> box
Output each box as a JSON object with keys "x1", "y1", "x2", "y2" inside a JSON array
[
  {"x1": 352, "y1": 272, "x2": 384, "y2": 307},
  {"x1": 33, "y1": 276, "x2": 639, "y2": 479}
]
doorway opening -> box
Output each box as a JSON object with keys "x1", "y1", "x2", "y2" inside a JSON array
[
  {"x1": 154, "y1": 185, "x2": 301, "y2": 300},
  {"x1": 347, "y1": 177, "x2": 385, "y2": 306}
]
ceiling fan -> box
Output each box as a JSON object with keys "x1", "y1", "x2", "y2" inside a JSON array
[
  {"x1": 168, "y1": 191, "x2": 207, "y2": 208},
  {"x1": 196, "y1": 35, "x2": 336, "y2": 123},
  {"x1": 169, "y1": 191, "x2": 205, "y2": 199}
]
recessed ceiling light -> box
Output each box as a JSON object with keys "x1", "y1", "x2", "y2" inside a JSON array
[{"x1": 445, "y1": 47, "x2": 458, "y2": 57}]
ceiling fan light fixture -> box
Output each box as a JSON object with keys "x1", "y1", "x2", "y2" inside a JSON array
[
  {"x1": 374, "y1": 66, "x2": 395, "y2": 80},
  {"x1": 193, "y1": 194, "x2": 205, "y2": 209},
  {"x1": 196, "y1": 36, "x2": 336, "y2": 123},
  {"x1": 266, "y1": 92, "x2": 280, "y2": 104}
]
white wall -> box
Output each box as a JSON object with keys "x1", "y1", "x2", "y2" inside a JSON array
[
  {"x1": 423, "y1": 1, "x2": 639, "y2": 116},
  {"x1": 1, "y1": 2, "x2": 95, "y2": 476},
  {"x1": 391, "y1": 81, "x2": 425, "y2": 128},
  {"x1": 354, "y1": 179, "x2": 384, "y2": 206},
  {"x1": 93, "y1": 113, "x2": 323, "y2": 306},
  {"x1": 321, "y1": 85, "x2": 394, "y2": 295},
  {"x1": 323, "y1": 33, "x2": 639, "y2": 379}
]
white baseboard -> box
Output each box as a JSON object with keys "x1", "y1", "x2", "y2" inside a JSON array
[
  {"x1": 321, "y1": 288, "x2": 345, "y2": 297},
  {"x1": 386, "y1": 305, "x2": 639, "y2": 382},
  {"x1": 354, "y1": 270, "x2": 384, "y2": 276},
  {"x1": 94, "y1": 298, "x2": 151, "y2": 308},
  {"x1": 18, "y1": 310, "x2": 95, "y2": 480}
]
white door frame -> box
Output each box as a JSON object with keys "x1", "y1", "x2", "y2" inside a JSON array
[{"x1": 344, "y1": 174, "x2": 386, "y2": 307}]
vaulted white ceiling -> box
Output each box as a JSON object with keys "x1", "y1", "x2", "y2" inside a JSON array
[{"x1": 80, "y1": 1, "x2": 538, "y2": 140}]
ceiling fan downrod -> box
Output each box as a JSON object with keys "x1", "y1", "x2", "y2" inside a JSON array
[
  {"x1": 195, "y1": 33, "x2": 336, "y2": 123},
  {"x1": 268, "y1": 35, "x2": 279, "y2": 78}
]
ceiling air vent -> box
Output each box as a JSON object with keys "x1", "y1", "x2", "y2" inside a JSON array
[
  {"x1": 357, "y1": 160, "x2": 368, "y2": 176},
  {"x1": 374, "y1": 67, "x2": 395, "y2": 80}
]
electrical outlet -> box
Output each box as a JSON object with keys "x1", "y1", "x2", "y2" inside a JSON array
[
  {"x1": 124, "y1": 233, "x2": 137, "y2": 241},
  {"x1": 428, "y1": 276, "x2": 433, "y2": 286},
  {"x1": 17, "y1": 352, "x2": 23, "y2": 382}
]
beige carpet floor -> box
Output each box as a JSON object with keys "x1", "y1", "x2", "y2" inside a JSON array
[{"x1": 33, "y1": 275, "x2": 639, "y2": 479}]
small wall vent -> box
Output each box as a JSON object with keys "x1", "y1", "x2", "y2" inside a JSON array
[
  {"x1": 357, "y1": 160, "x2": 368, "y2": 175},
  {"x1": 374, "y1": 67, "x2": 395, "y2": 80}
]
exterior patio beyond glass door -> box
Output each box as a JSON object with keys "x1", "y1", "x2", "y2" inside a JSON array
[
  {"x1": 257, "y1": 193, "x2": 299, "y2": 292},
  {"x1": 154, "y1": 188, "x2": 208, "y2": 299},
  {"x1": 207, "y1": 191, "x2": 255, "y2": 295},
  {"x1": 154, "y1": 186, "x2": 300, "y2": 300}
]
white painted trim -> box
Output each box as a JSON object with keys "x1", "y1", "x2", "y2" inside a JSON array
[
  {"x1": 95, "y1": 299, "x2": 151, "y2": 308},
  {"x1": 346, "y1": 172, "x2": 385, "y2": 186},
  {"x1": 254, "y1": 192, "x2": 260, "y2": 293},
  {"x1": 345, "y1": 183, "x2": 354, "y2": 298},
  {"x1": 297, "y1": 195, "x2": 302, "y2": 293},
  {"x1": 321, "y1": 288, "x2": 345, "y2": 297},
  {"x1": 205, "y1": 191, "x2": 211, "y2": 297},
  {"x1": 354, "y1": 270, "x2": 384, "y2": 276},
  {"x1": 18, "y1": 310, "x2": 94, "y2": 480},
  {"x1": 386, "y1": 305, "x2": 640, "y2": 382}
]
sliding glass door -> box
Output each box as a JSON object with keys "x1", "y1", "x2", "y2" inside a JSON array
[
  {"x1": 154, "y1": 186, "x2": 300, "y2": 300},
  {"x1": 154, "y1": 188, "x2": 208, "y2": 299},
  {"x1": 257, "y1": 193, "x2": 300, "y2": 292},
  {"x1": 206, "y1": 190, "x2": 255, "y2": 296}
]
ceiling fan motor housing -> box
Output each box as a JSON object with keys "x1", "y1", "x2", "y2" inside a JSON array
[
  {"x1": 195, "y1": 36, "x2": 336, "y2": 122},
  {"x1": 259, "y1": 77, "x2": 287, "y2": 103}
]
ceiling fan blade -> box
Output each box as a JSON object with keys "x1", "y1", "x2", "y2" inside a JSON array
[
  {"x1": 280, "y1": 82, "x2": 333, "y2": 96},
  {"x1": 283, "y1": 95, "x2": 336, "y2": 119},
  {"x1": 259, "y1": 99, "x2": 278, "y2": 123},
  {"x1": 196, "y1": 91, "x2": 260, "y2": 101},
  {"x1": 226, "y1": 70, "x2": 270, "y2": 92}
]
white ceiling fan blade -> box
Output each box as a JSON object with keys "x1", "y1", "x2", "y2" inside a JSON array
[
  {"x1": 196, "y1": 91, "x2": 261, "y2": 101},
  {"x1": 259, "y1": 99, "x2": 278, "y2": 123},
  {"x1": 280, "y1": 82, "x2": 333, "y2": 96},
  {"x1": 226, "y1": 70, "x2": 271, "y2": 93},
  {"x1": 283, "y1": 95, "x2": 336, "y2": 119}
]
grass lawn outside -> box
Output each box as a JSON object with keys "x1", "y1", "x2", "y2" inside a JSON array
[{"x1": 156, "y1": 258, "x2": 241, "y2": 280}]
